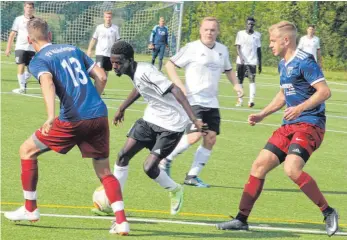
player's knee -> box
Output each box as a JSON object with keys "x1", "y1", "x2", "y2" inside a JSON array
[
  {"x1": 251, "y1": 161, "x2": 268, "y2": 178},
  {"x1": 143, "y1": 161, "x2": 159, "y2": 179},
  {"x1": 117, "y1": 149, "x2": 130, "y2": 167},
  {"x1": 283, "y1": 164, "x2": 301, "y2": 181},
  {"x1": 203, "y1": 133, "x2": 216, "y2": 147},
  {"x1": 249, "y1": 76, "x2": 255, "y2": 83},
  {"x1": 19, "y1": 142, "x2": 35, "y2": 159}
]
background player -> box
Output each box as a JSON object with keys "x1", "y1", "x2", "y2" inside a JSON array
[
  {"x1": 109, "y1": 41, "x2": 208, "y2": 215},
  {"x1": 87, "y1": 11, "x2": 121, "y2": 77},
  {"x1": 216, "y1": 21, "x2": 338, "y2": 237},
  {"x1": 149, "y1": 17, "x2": 169, "y2": 71},
  {"x1": 159, "y1": 17, "x2": 243, "y2": 187},
  {"x1": 298, "y1": 24, "x2": 322, "y2": 68},
  {"x1": 235, "y1": 17, "x2": 262, "y2": 107},
  {"x1": 4, "y1": 18, "x2": 129, "y2": 236},
  {"x1": 5, "y1": 1, "x2": 35, "y2": 94}
]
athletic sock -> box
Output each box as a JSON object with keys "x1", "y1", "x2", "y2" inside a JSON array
[
  {"x1": 187, "y1": 145, "x2": 211, "y2": 176},
  {"x1": 113, "y1": 164, "x2": 129, "y2": 192},
  {"x1": 238, "y1": 175, "x2": 264, "y2": 216},
  {"x1": 165, "y1": 134, "x2": 190, "y2": 162},
  {"x1": 154, "y1": 169, "x2": 178, "y2": 191},
  {"x1": 21, "y1": 159, "x2": 38, "y2": 212}
]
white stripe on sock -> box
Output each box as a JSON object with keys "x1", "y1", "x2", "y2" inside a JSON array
[
  {"x1": 23, "y1": 190, "x2": 37, "y2": 200},
  {"x1": 111, "y1": 201, "x2": 124, "y2": 212}
]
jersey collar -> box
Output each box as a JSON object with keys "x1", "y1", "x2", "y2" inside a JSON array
[
  {"x1": 40, "y1": 43, "x2": 52, "y2": 51},
  {"x1": 200, "y1": 40, "x2": 215, "y2": 49},
  {"x1": 284, "y1": 48, "x2": 299, "y2": 66}
]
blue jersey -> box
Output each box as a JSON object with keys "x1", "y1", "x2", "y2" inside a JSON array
[
  {"x1": 29, "y1": 44, "x2": 108, "y2": 122},
  {"x1": 279, "y1": 49, "x2": 326, "y2": 129},
  {"x1": 150, "y1": 25, "x2": 168, "y2": 45}
]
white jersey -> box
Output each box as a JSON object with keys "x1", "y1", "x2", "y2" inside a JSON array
[
  {"x1": 133, "y1": 62, "x2": 189, "y2": 132},
  {"x1": 92, "y1": 24, "x2": 121, "y2": 57},
  {"x1": 170, "y1": 40, "x2": 232, "y2": 108},
  {"x1": 11, "y1": 15, "x2": 34, "y2": 51},
  {"x1": 298, "y1": 35, "x2": 320, "y2": 61},
  {"x1": 235, "y1": 30, "x2": 261, "y2": 65}
]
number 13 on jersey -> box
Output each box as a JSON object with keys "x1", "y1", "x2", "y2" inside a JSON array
[{"x1": 61, "y1": 57, "x2": 88, "y2": 87}]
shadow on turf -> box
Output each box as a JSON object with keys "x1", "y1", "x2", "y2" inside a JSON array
[{"x1": 209, "y1": 185, "x2": 347, "y2": 195}]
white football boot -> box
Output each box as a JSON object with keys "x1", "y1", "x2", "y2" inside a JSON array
[
  {"x1": 4, "y1": 206, "x2": 40, "y2": 222},
  {"x1": 109, "y1": 221, "x2": 130, "y2": 236}
]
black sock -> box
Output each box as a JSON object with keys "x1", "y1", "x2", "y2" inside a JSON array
[
  {"x1": 158, "y1": 59, "x2": 163, "y2": 70},
  {"x1": 322, "y1": 206, "x2": 334, "y2": 217},
  {"x1": 236, "y1": 212, "x2": 248, "y2": 223},
  {"x1": 151, "y1": 59, "x2": 155, "y2": 65}
]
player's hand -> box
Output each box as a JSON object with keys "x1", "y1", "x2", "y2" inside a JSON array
[
  {"x1": 5, "y1": 49, "x2": 11, "y2": 57},
  {"x1": 248, "y1": 113, "x2": 265, "y2": 126},
  {"x1": 41, "y1": 118, "x2": 54, "y2": 136},
  {"x1": 234, "y1": 84, "x2": 244, "y2": 98},
  {"x1": 113, "y1": 109, "x2": 125, "y2": 126},
  {"x1": 193, "y1": 119, "x2": 209, "y2": 136},
  {"x1": 283, "y1": 106, "x2": 304, "y2": 121},
  {"x1": 148, "y1": 44, "x2": 155, "y2": 50},
  {"x1": 258, "y1": 65, "x2": 262, "y2": 74}
]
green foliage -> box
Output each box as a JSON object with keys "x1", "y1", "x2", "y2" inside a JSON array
[{"x1": 181, "y1": 1, "x2": 347, "y2": 71}]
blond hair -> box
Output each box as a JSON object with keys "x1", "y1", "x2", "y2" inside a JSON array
[
  {"x1": 27, "y1": 17, "x2": 49, "y2": 41},
  {"x1": 269, "y1": 21, "x2": 297, "y2": 39},
  {"x1": 200, "y1": 17, "x2": 220, "y2": 30},
  {"x1": 104, "y1": 11, "x2": 112, "y2": 15}
]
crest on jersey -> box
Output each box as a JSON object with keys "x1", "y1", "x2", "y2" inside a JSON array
[{"x1": 286, "y1": 67, "x2": 294, "y2": 76}]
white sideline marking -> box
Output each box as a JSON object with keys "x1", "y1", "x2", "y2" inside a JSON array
[{"x1": 1, "y1": 211, "x2": 346, "y2": 236}]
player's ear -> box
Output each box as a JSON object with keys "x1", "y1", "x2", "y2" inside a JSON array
[{"x1": 48, "y1": 31, "x2": 52, "y2": 42}]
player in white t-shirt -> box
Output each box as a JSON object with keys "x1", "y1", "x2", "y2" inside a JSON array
[
  {"x1": 108, "y1": 41, "x2": 208, "y2": 215},
  {"x1": 5, "y1": 2, "x2": 35, "y2": 94},
  {"x1": 298, "y1": 24, "x2": 322, "y2": 68},
  {"x1": 87, "y1": 11, "x2": 121, "y2": 74},
  {"x1": 160, "y1": 17, "x2": 243, "y2": 188},
  {"x1": 235, "y1": 17, "x2": 262, "y2": 108}
]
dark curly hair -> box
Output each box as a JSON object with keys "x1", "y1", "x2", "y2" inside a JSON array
[
  {"x1": 111, "y1": 41, "x2": 134, "y2": 60},
  {"x1": 247, "y1": 16, "x2": 256, "y2": 22}
]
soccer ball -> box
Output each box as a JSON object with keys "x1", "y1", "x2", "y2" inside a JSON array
[{"x1": 92, "y1": 186, "x2": 113, "y2": 213}]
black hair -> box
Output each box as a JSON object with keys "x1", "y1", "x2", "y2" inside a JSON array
[
  {"x1": 111, "y1": 41, "x2": 134, "y2": 60},
  {"x1": 247, "y1": 16, "x2": 256, "y2": 22},
  {"x1": 308, "y1": 24, "x2": 316, "y2": 29}
]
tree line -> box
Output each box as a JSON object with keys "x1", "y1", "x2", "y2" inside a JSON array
[{"x1": 180, "y1": 1, "x2": 347, "y2": 71}]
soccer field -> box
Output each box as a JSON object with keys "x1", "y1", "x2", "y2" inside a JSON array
[{"x1": 1, "y1": 54, "x2": 347, "y2": 240}]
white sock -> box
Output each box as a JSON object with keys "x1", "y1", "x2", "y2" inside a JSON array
[
  {"x1": 24, "y1": 71, "x2": 31, "y2": 81},
  {"x1": 249, "y1": 83, "x2": 256, "y2": 103},
  {"x1": 238, "y1": 84, "x2": 243, "y2": 102},
  {"x1": 166, "y1": 134, "x2": 190, "y2": 162},
  {"x1": 187, "y1": 145, "x2": 211, "y2": 176},
  {"x1": 17, "y1": 74, "x2": 26, "y2": 89},
  {"x1": 113, "y1": 165, "x2": 129, "y2": 192},
  {"x1": 154, "y1": 169, "x2": 179, "y2": 191}
]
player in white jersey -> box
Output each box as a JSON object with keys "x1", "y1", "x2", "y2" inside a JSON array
[
  {"x1": 87, "y1": 11, "x2": 121, "y2": 74},
  {"x1": 160, "y1": 17, "x2": 243, "y2": 188},
  {"x1": 235, "y1": 17, "x2": 262, "y2": 108},
  {"x1": 5, "y1": 2, "x2": 35, "y2": 94},
  {"x1": 108, "y1": 41, "x2": 208, "y2": 215},
  {"x1": 298, "y1": 24, "x2": 322, "y2": 67}
]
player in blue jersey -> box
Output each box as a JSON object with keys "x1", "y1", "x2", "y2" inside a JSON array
[
  {"x1": 149, "y1": 17, "x2": 169, "y2": 71},
  {"x1": 216, "y1": 21, "x2": 338, "y2": 236},
  {"x1": 4, "y1": 18, "x2": 129, "y2": 236}
]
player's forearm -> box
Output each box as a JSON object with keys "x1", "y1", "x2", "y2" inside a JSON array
[
  {"x1": 236, "y1": 45, "x2": 243, "y2": 62},
  {"x1": 6, "y1": 33, "x2": 15, "y2": 50},
  {"x1": 317, "y1": 49, "x2": 322, "y2": 65},
  {"x1": 87, "y1": 39, "x2": 96, "y2": 53},
  {"x1": 260, "y1": 90, "x2": 286, "y2": 117},
  {"x1": 89, "y1": 66, "x2": 107, "y2": 95},
  {"x1": 166, "y1": 61, "x2": 186, "y2": 94},
  {"x1": 298, "y1": 87, "x2": 331, "y2": 112},
  {"x1": 41, "y1": 78, "x2": 56, "y2": 120},
  {"x1": 119, "y1": 87, "x2": 141, "y2": 112},
  {"x1": 225, "y1": 70, "x2": 238, "y2": 86},
  {"x1": 257, "y1": 48, "x2": 262, "y2": 65},
  {"x1": 171, "y1": 84, "x2": 197, "y2": 122}
]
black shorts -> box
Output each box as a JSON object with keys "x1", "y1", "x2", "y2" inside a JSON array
[
  {"x1": 15, "y1": 50, "x2": 35, "y2": 66},
  {"x1": 127, "y1": 118, "x2": 184, "y2": 159},
  {"x1": 237, "y1": 64, "x2": 256, "y2": 83},
  {"x1": 186, "y1": 105, "x2": 221, "y2": 135},
  {"x1": 95, "y1": 55, "x2": 112, "y2": 71}
]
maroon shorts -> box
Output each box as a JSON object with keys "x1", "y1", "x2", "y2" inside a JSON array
[
  {"x1": 34, "y1": 117, "x2": 109, "y2": 159},
  {"x1": 264, "y1": 123, "x2": 325, "y2": 162}
]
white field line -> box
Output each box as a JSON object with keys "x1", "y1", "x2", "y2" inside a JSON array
[
  {"x1": 3, "y1": 91, "x2": 347, "y2": 134},
  {"x1": 1, "y1": 211, "x2": 346, "y2": 236}
]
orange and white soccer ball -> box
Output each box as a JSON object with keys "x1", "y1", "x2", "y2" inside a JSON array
[{"x1": 92, "y1": 186, "x2": 113, "y2": 213}]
